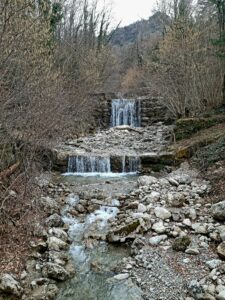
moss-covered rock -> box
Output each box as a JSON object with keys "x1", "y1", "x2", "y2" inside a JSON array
[
  {"x1": 175, "y1": 147, "x2": 192, "y2": 160},
  {"x1": 172, "y1": 236, "x2": 191, "y2": 252},
  {"x1": 107, "y1": 219, "x2": 141, "y2": 243}
]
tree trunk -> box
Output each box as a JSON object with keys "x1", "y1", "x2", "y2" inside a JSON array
[{"x1": 223, "y1": 72, "x2": 225, "y2": 105}]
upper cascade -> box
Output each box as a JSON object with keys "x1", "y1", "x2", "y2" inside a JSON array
[{"x1": 111, "y1": 99, "x2": 141, "y2": 127}]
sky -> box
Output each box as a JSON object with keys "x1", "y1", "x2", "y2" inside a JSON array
[{"x1": 104, "y1": 0, "x2": 157, "y2": 27}]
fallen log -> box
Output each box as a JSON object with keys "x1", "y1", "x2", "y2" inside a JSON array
[{"x1": 0, "y1": 162, "x2": 20, "y2": 181}]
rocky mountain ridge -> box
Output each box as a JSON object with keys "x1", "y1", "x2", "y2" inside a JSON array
[{"x1": 110, "y1": 12, "x2": 170, "y2": 46}]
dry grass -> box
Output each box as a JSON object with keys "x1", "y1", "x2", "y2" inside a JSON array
[{"x1": 0, "y1": 171, "x2": 46, "y2": 276}]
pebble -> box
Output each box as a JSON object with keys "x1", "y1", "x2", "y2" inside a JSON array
[{"x1": 113, "y1": 273, "x2": 129, "y2": 280}]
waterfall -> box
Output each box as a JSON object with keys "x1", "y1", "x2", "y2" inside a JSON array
[
  {"x1": 68, "y1": 156, "x2": 111, "y2": 174},
  {"x1": 67, "y1": 155, "x2": 140, "y2": 175},
  {"x1": 111, "y1": 99, "x2": 141, "y2": 127},
  {"x1": 121, "y1": 156, "x2": 140, "y2": 173}
]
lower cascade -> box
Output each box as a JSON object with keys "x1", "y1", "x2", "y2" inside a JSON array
[
  {"x1": 122, "y1": 156, "x2": 140, "y2": 173},
  {"x1": 67, "y1": 155, "x2": 140, "y2": 175},
  {"x1": 68, "y1": 156, "x2": 111, "y2": 173},
  {"x1": 111, "y1": 98, "x2": 141, "y2": 127}
]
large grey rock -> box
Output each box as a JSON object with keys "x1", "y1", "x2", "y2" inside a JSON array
[
  {"x1": 146, "y1": 191, "x2": 161, "y2": 202},
  {"x1": 42, "y1": 263, "x2": 69, "y2": 281},
  {"x1": 137, "y1": 203, "x2": 147, "y2": 213},
  {"x1": 149, "y1": 235, "x2": 167, "y2": 245},
  {"x1": 0, "y1": 274, "x2": 23, "y2": 296},
  {"x1": 217, "y1": 242, "x2": 225, "y2": 260},
  {"x1": 48, "y1": 228, "x2": 68, "y2": 242},
  {"x1": 152, "y1": 221, "x2": 166, "y2": 234},
  {"x1": 192, "y1": 223, "x2": 208, "y2": 234},
  {"x1": 217, "y1": 291, "x2": 225, "y2": 300},
  {"x1": 47, "y1": 237, "x2": 68, "y2": 251},
  {"x1": 167, "y1": 192, "x2": 185, "y2": 208},
  {"x1": 211, "y1": 201, "x2": 225, "y2": 221},
  {"x1": 206, "y1": 259, "x2": 222, "y2": 270},
  {"x1": 107, "y1": 219, "x2": 141, "y2": 242},
  {"x1": 173, "y1": 174, "x2": 192, "y2": 185},
  {"x1": 138, "y1": 176, "x2": 157, "y2": 187},
  {"x1": 154, "y1": 207, "x2": 171, "y2": 220},
  {"x1": 45, "y1": 214, "x2": 64, "y2": 228}
]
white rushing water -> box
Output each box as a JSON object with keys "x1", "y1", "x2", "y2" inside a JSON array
[
  {"x1": 66, "y1": 155, "x2": 140, "y2": 176},
  {"x1": 67, "y1": 156, "x2": 111, "y2": 174},
  {"x1": 111, "y1": 99, "x2": 141, "y2": 127},
  {"x1": 122, "y1": 156, "x2": 140, "y2": 173},
  {"x1": 57, "y1": 192, "x2": 143, "y2": 300}
]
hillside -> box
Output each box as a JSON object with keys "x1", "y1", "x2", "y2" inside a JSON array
[{"x1": 110, "y1": 12, "x2": 170, "y2": 46}]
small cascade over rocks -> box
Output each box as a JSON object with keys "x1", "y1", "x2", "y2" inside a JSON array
[
  {"x1": 67, "y1": 155, "x2": 140, "y2": 175},
  {"x1": 122, "y1": 156, "x2": 140, "y2": 173},
  {"x1": 68, "y1": 156, "x2": 111, "y2": 174},
  {"x1": 111, "y1": 99, "x2": 141, "y2": 127}
]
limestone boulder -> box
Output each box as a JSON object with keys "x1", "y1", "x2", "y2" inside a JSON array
[
  {"x1": 138, "y1": 176, "x2": 158, "y2": 187},
  {"x1": 42, "y1": 263, "x2": 69, "y2": 281},
  {"x1": 154, "y1": 207, "x2": 171, "y2": 220},
  {"x1": 47, "y1": 237, "x2": 68, "y2": 251},
  {"x1": 0, "y1": 274, "x2": 23, "y2": 296},
  {"x1": 45, "y1": 214, "x2": 64, "y2": 228},
  {"x1": 48, "y1": 228, "x2": 68, "y2": 242},
  {"x1": 211, "y1": 201, "x2": 225, "y2": 221}
]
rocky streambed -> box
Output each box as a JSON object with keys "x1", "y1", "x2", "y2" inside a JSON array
[
  {"x1": 2, "y1": 163, "x2": 225, "y2": 300},
  {"x1": 53, "y1": 123, "x2": 174, "y2": 172}
]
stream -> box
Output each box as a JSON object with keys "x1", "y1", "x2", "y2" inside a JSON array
[
  {"x1": 56, "y1": 174, "x2": 143, "y2": 300},
  {"x1": 55, "y1": 99, "x2": 147, "y2": 299}
]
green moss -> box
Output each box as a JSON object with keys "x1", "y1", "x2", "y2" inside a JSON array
[
  {"x1": 151, "y1": 163, "x2": 166, "y2": 172},
  {"x1": 112, "y1": 220, "x2": 140, "y2": 236},
  {"x1": 172, "y1": 236, "x2": 191, "y2": 252},
  {"x1": 192, "y1": 136, "x2": 225, "y2": 169},
  {"x1": 175, "y1": 115, "x2": 225, "y2": 141}
]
